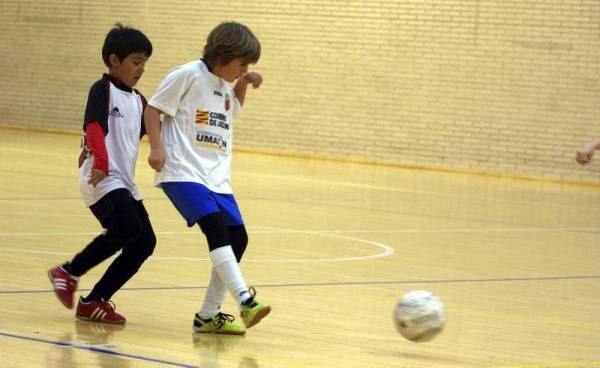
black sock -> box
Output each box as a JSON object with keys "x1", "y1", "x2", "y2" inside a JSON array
[
  {"x1": 81, "y1": 292, "x2": 103, "y2": 303},
  {"x1": 241, "y1": 297, "x2": 255, "y2": 307},
  {"x1": 62, "y1": 262, "x2": 74, "y2": 275}
]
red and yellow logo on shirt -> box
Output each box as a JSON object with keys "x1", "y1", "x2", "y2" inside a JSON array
[{"x1": 195, "y1": 110, "x2": 209, "y2": 125}]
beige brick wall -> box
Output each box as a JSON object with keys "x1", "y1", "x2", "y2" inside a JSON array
[{"x1": 1, "y1": 0, "x2": 599, "y2": 183}]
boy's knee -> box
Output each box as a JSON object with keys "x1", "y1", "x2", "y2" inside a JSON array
[
  {"x1": 197, "y1": 213, "x2": 230, "y2": 251},
  {"x1": 121, "y1": 229, "x2": 156, "y2": 264},
  {"x1": 113, "y1": 213, "x2": 145, "y2": 244},
  {"x1": 229, "y1": 225, "x2": 248, "y2": 262},
  {"x1": 142, "y1": 230, "x2": 157, "y2": 258}
]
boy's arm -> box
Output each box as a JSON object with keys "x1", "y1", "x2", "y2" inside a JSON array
[
  {"x1": 233, "y1": 72, "x2": 262, "y2": 106},
  {"x1": 85, "y1": 121, "x2": 109, "y2": 187},
  {"x1": 144, "y1": 105, "x2": 166, "y2": 172},
  {"x1": 82, "y1": 81, "x2": 110, "y2": 186},
  {"x1": 576, "y1": 138, "x2": 600, "y2": 165}
]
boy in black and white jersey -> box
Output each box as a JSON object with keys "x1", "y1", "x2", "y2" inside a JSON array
[{"x1": 47, "y1": 24, "x2": 155, "y2": 324}]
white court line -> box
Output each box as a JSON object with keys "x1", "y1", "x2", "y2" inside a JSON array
[
  {"x1": 1, "y1": 226, "x2": 598, "y2": 237},
  {"x1": 0, "y1": 145, "x2": 438, "y2": 196},
  {"x1": 0, "y1": 146, "x2": 72, "y2": 158},
  {"x1": 1, "y1": 225, "x2": 599, "y2": 262},
  {"x1": 1, "y1": 150, "x2": 598, "y2": 212},
  {"x1": 249, "y1": 224, "x2": 600, "y2": 234},
  {"x1": 0, "y1": 212, "x2": 90, "y2": 218},
  {"x1": 0, "y1": 226, "x2": 395, "y2": 263},
  {"x1": 238, "y1": 171, "x2": 440, "y2": 195},
  {"x1": 0, "y1": 212, "x2": 187, "y2": 224}
]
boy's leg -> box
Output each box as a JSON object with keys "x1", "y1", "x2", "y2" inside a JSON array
[
  {"x1": 199, "y1": 213, "x2": 250, "y2": 303},
  {"x1": 76, "y1": 193, "x2": 156, "y2": 324},
  {"x1": 48, "y1": 189, "x2": 129, "y2": 309},
  {"x1": 223, "y1": 224, "x2": 270, "y2": 327},
  {"x1": 198, "y1": 268, "x2": 227, "y2": 318},
  {"x1": 195, "y1": 227, "x2": 249, "y2": 335},
  {"x1": 84, "y1": 199, "x2": 155, "y2": 302},
  {"x1": 199, "y1": 214, "x2": 270, "y2": 328},
  {"x1": 196, "y1": 225, "x2": 245, "y2": 316},
  {"x1": 192, "y1": 267, "x2": 246, "y2": 335},
  {"x1": 162, "y1": 182, "x2": 269, "y2": 329},
  {"x1": 162, "y1": 183, "x2": 245, "y2": 333},
  {"x1": 228, "y1": 225, "x2": 248, "y2": 262}
]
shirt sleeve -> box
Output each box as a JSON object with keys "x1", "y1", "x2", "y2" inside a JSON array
[
  {"x1": 232, "y1": 95, "x2": 243, "y2": 118},
  {"x1": 85, "y1": 121, "x2": 109, "y2": 173},
  {"x1": 83, "y1": 81, "x2": 109, "y2": 133},
  {"x1": 148, "y1": 66, "x2": 192, "y2": 117},
  {"x1": 137, "y1": 91, "x2": 148, "y2": 138}
]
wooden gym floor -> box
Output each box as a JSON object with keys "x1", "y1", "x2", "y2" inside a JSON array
[{"x1": 0, "y1": 128, "x2": 599, "y2": 367}]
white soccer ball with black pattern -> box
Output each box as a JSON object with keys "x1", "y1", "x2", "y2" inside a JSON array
[{"x1": 394, "y1": 290, "x2": 446, "y2": 343}]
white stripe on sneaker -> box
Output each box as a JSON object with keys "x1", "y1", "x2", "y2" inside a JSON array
[{"x1": 91, "y1": 308, "x2": 103, "y2": 320}]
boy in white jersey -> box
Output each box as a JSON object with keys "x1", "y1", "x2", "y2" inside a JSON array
[
  {"x1": 47, "y1": 24, "x2": 156, "y2": 324},
  {"x1": 145, "y1": 21, "x2": 269, "y2": 335}
]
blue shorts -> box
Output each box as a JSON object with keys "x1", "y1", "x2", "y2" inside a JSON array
[{"x1": 161, "y1": 182, "x2": 244, "y2": 227}]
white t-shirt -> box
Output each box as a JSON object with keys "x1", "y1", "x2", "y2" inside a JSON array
[
  {"x1": 79, "y1": 74, "x2": 145, "y2": 206},
  {"x1": 148, "y1": 60, "x2": 242, "y2": 193}
]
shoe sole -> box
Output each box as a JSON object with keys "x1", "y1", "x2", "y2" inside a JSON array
[
  {"x1": 245, "y1": 306, "x2": 271, "y2": 328},
  {"x1": 76, "y1": 315, "x2": 126, "y2": 325},
  {"x1": 47, "y1": 270, "x2": 73, "y2": 310}
]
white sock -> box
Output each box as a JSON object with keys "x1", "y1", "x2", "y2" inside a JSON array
[
  {"x1": 198, "y1": 268, "x2": 227, "y2": 319},
  {"x1": 209, "y1": 246, "x2": 251, "y2": 305}
]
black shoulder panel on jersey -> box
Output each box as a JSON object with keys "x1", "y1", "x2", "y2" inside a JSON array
[
  {"x1": 135, "y1": 88, "x2": 147, "y2": 139},
  {"x1": 83, "y1": 78, "x2": 110, "y2": 135}
]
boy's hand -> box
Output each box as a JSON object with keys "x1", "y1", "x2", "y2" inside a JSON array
[
  {"x1": 576, "y1": 150, "x2": 594, "y2": 165},
  {"x1": 242, "y1": 72, "x2": 263, "y2": 89},
  {"x1": 576, "y1": 142, "x2": 597, "y2": 165},
  {"x1": 88, "y1": 169, "x2": 107, "y2": 187},
  {"x1": 148, "y1": 147, "x2": 166, "y2": 172}
]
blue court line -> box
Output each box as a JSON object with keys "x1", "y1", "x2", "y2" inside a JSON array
[
  {"x1": 1, "y1": 274, "x2": 599, "y2": 295},
  {"x1": 0, "y1": 331, "x2": 198, "y2": 368}
]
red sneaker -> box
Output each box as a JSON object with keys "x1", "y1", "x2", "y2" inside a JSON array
[
  {"x1": 76, "y1": 298, "x2": 126, "y2": 324},
  {"x1": 47, "y1": 266, "x2": 78, "y2": 309}
]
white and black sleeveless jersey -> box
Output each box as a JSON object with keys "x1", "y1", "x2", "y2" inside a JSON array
[{"x1": 79, "y1": 74, "x2": 146, "y2": 206}]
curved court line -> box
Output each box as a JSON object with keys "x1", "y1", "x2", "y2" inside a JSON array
[
  {"x1": 247, "y1": 227, "x2": 395, "y2": 263},
  {"x1": 1, "y1": 223, "x2": 600, "y2": 236},
  {"x1": 0, "y1": 331, "x2": 198, "y2": 368},
  {"x1": 2, "y1": 225, "x2": 600, "y2": 261},
  {"x1": 0, "y1": 226, "x2": 395, "y2": 263}
]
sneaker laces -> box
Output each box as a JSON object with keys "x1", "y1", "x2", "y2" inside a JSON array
[
  {"x1": 214, "y1": 313, "x2": 235, "y2": 329},
  {"x1": 101, "y1": 300, "x2": 117, "y2": 311},
  {"x1": 242, "y1": 287, "x2": 258, "y2": 308}
]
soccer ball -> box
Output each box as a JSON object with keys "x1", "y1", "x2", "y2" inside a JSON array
[{"x1": 393, "y1": 290, "x2": 446, "y2": 343}]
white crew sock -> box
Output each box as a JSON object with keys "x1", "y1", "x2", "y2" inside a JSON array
[
  {"x1": 198, "y1": 267, "x2": 227, "y2": 319},
  {"x1": 209, "y1": 246, "x2": 251, "y2": 305}
]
